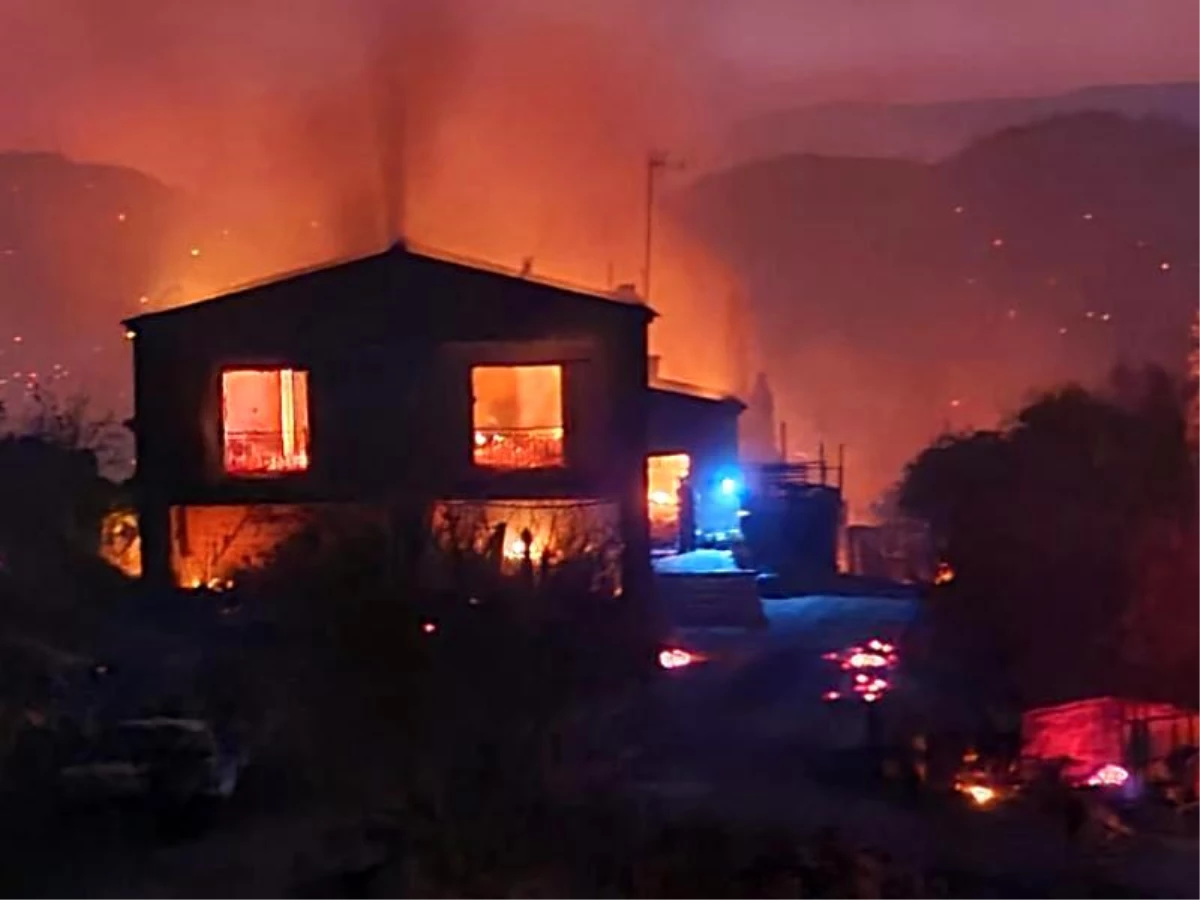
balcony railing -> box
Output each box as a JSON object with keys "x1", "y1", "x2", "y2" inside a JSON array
[
  {"x1": 473, "y1": 426, "x2": 564, "y2": 470},
  {"x1": 224, "y1": 429, "x2": 310, "y2": 475}
]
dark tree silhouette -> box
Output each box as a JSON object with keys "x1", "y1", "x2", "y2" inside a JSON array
[{"x1": 898, "y1": 366, "x2": 1198, "y2": 706}]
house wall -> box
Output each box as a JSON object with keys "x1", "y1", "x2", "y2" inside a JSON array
[
  {"x1": 647, "y1": 389, "x2": 741, "y2": 490},
  {"x1": 133, "y1": 331, "x2": 632, "y2": 505}
]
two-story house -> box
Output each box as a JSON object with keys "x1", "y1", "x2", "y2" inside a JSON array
[{"x1": 124, "y1": 244, "x2": 656, "y2": 602}]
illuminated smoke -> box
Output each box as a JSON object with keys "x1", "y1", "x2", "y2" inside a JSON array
[{"x1": 9, "y1": 0, "x2": 743, "y2": 394}]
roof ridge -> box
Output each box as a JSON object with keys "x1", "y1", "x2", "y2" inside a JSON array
[{"x1": 124, "y1": 243, "x2": 655, "y2": 327}]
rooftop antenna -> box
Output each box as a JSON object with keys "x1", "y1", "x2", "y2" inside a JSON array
[
  {"x1": 643, "y1": 151, "x2": 684, "y2": 305},
  {"x1": 520, "y1": 257, "x2": 534, "y2": 277}
]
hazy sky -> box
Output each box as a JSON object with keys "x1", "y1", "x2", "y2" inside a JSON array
[
  {"x1": 0, "y1": 0, "x2": 1195, "y2": 185},
  {"x1": 0, "y1": 0, "x2": 1194, "y2": 517},
  {"x1": 7, "y1": 1, "x2": 1200, "y2": 137}
]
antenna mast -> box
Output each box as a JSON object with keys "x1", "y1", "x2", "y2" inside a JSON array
[{"x1": 643, "y1": 151, "x2": 683, "y2": 304}]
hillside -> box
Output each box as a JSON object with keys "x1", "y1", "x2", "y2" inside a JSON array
[
  {"x1": 717, "y1": 82, "x2": 1199, "y2": 168},
  {"x1": 0, "y1": 153, "x2": 186, "y2": 418},
  {"x1": 0, "y1": 152, "x2": 341, "y2": 430},
  {"x1": 678, "y1": 112, "x2": 1199, "y2": 516}
]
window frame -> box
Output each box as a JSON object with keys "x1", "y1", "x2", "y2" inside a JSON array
[
  {"x1": 469, "y1": 362, "x2": 567, "y2": 472},
  {"x1": 218, "y1": 364, "x2": 313, "y2": 479}
]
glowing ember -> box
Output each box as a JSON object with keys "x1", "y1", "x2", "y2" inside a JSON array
[
  {"x1": 823, "y1": 690, "x2": 841, "y2": 701},
  {"x1": 962, "y1": 784, "x2": 996, "y2": 806},
  {"x1": 1087, "y1": 764, "x2": 1130, "y2": 787},
  {"x1": 933, "y1": 561, "x2": 955, "y2": 585},
  {"x1": 421, "y1": 621, "x2": 438, "y2": 635},
  {"x1": 658, "y1": 648, "x2": 700, "y2": 670},
  {"x1": 847, "y1": 652, "x2": 889, "y2": 669},
  {"x1": 504, "y1": 536, "x2": 548, "y2": 562}
]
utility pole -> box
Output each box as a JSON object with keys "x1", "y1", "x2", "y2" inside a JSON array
[{"x1": 643, "y1": 151, "x2": 683, "y2": 304}]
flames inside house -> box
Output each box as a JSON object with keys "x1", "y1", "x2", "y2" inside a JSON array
[
  {"x1": 221, "y1": 368, "x2": 311, "y2": 475},
  {"x1": 471, "y1": 364, "x2": 564, "y2": 469},
  {"x1": 430, "y1": 498, "x2": 622, "y2": 590},
  {"x1": 646, "y1": 452, "x2": 690, "y2": 545}
]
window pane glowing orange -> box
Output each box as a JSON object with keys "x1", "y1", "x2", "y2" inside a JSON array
[
  {"x1": 472, "y1": 364, "x2": 564, "y2": 469},
  {"x1": 222, "y1": 369, "x2": 310, "y2": 474},
  {"x1": 647, "y1": 453, "x2": 690, "y2": 540}
]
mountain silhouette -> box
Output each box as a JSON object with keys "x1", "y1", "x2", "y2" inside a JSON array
[
  {"x1": 718, "y1": 82, "x2": 1198, "y2": 168},
  {"x1": 679, "y1": 111, "x2": 1198, "y2": 516}
]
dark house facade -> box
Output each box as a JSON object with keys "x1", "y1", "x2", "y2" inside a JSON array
[{"x1": 124, "y1": 244, "x2": 655, "y2": 601}]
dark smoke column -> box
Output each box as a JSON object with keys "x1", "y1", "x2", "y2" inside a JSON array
[{"x1": 366, "y1": 6, "x2": 407, "y2": 244}]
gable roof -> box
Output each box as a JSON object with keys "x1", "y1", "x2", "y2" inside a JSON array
[{"x1": 124, "y1": 242, "x2": 656, "y2": 330}]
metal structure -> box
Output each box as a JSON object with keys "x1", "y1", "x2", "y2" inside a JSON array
[{"x1": 1185, "y1": 309, "x2": 1200, "y2": 453}]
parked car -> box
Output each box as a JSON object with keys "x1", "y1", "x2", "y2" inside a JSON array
[{"x1": 58, "y1": 717, "x2": 240, "y2": 808}]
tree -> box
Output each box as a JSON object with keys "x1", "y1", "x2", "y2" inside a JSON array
[
  {"x1": 0, "y1": 392, "x2": 132, "y2": 649},
  {"x1": 897, "y1": 367, "x2": 1197, "y2": 706}
]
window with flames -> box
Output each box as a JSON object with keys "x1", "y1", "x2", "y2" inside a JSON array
[
  {"x1": 471, "y1": 364, "x2": 564, "y2": 469},
  {"x1": 221, "y1": 368, "x2": 311, "y2": 475}
]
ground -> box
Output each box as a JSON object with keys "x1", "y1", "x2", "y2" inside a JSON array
[
  {"x1": 8, "y1": 561, "x2": 1197, "y2": 897},
  {"x1": 628, "y1": 590, "x2": 1199, "y2": 898}
]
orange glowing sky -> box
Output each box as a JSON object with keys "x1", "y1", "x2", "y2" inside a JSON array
[
  {"x1": 1, "y1": 1, "x2": 1194, "y2": 392},
  {"x1": 0, "y1": 0, "x2": 1195, "y2": 515}
]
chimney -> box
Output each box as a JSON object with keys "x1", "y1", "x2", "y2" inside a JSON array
[{"x1": 611, "y1": 282, "x2": 643, "y2": 304}]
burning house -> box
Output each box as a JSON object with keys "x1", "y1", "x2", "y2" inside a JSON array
[
  {"x1": 123, "y1": 243, "x2": 662, "y2": 600},
  {"x1": 646, "y1": 361, "x2": 745, "y2": 548}
]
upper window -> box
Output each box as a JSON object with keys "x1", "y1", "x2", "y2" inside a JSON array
[
  {"x1": 472, "y1": 364, "x2": 564, "y2": 469},
  {"x1": 221, "y1": 368, "x2": 311, "y2": 475}
]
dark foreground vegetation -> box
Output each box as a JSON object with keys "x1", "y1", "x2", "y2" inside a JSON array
[
  {"x1": 0, "y1": 375, "x2": 1194, "y2": 897},
  {"x1": 895, "y1": 365, "x2": 1198, "y2": 710}
]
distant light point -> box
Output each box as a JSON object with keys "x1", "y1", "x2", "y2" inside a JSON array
[
  {"x1": 953, "y1": 205, "x2": 964, "y2": 214},
  {"x1": 116, "y1": 212, "x2": 127, "y2": 223},
  {"x1": 1058, "y1": 327, "x2": 1069, "y2": 335},
  {"x1": 189, "y1": 247, "x2": 201, "y2": 258},
  {"x1": 1159, "y1": 261, "x2": 1171, "y2": 271},
  {"x1": 1100, "y1": 313, "x2": 1111, "y2": 322},
  {"x1": 991, "y1": 238, "x2": 1005, "y2": 248},
  {"x1": 1081, "y1": 212, "x2": 1094, "y2": 221}
]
